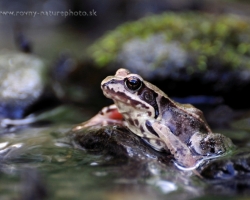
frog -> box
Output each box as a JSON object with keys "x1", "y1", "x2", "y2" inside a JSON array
[{"x1": 82, "y1": 68, "x2": 234, "y2": 169}]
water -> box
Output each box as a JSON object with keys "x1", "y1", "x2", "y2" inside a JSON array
[
  {"x1": 0, "y1": 107, "x2": 250, "y2": 200},
  {"x1": 0, "y1": 125, "x2": 195, "y2": 200}
]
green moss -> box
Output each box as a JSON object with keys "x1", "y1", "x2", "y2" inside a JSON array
[{"x1": 88, "y1": 12, "x2": 250, "y2": 71}]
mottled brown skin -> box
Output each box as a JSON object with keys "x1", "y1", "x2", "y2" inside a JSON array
[{"x1": 101, "y1": 68, "x2": 234, "y2": 169}]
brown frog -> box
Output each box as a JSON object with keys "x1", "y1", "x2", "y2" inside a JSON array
[{"x1": 82, "y1": 68, "x2": 234, "y2": 169}]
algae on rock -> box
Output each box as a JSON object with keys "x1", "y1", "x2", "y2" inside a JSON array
[{"x1": 89, "y1": 13, "x2": 250, "y2": 80}]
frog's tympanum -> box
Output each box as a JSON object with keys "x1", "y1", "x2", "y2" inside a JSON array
[{"x1": 87, "y1": 68, "x2": 233, "y2": 169}]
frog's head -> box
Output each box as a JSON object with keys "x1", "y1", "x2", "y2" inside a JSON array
[{"x1": 101, "y1": 68, "x2": 160, "y2": 119}]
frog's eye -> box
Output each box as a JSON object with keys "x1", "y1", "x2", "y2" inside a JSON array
[{"x1": 125, "y1": 76, "x2": 142, "y2": 91}]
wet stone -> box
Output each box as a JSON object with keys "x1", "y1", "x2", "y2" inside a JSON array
[
  {"x1": 67, "y1": 118, "x2": 250, "y2": 196},
  {"x1": 68, "y1": 125, "x2": 172, "y2": 165},
  {"x1": 195, "y1": 149, "x2": 250, "y2": 195},
  {"x1": 200, "y1": 149, "x2": 250, "y2": 180},
  {"x1": 0, "y1": 51, "x2": 45, "y2": 119}
]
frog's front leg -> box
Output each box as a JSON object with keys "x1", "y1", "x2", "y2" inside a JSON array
[
  {"x1": 150, "y1": 121, "x2": 202, "y2": 169},
  {"x1": 73, "y1": 104, "x2": 124, "y2": 130}
]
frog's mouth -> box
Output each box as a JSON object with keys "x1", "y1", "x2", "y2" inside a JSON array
[
  {"x1": 101, "y1": 79, "x2": 130, "y2": 103},
  {"x1": 102, "y1": 79, "x2": 153, "y2": 116}
]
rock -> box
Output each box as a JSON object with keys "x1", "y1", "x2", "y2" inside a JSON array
[
  {"x1": 88, "y1": 13, "x2": 250, "y2": 108},
  {"x1": 200, "y1": 149, "x2": 250, "y2": 180},
  {"x1": 0, "y1": 51, "x2": 46, "y2": 119},
  {"x1": 69, "y1": 122, "x2": 250, "y2": 187},
  {"x1": 69, "y1": 125, "x2": 172, "y2": 164},
  {"x1": 70, "y1": 122, "x2": 250, "y2": 192},
  {"x1": 117, "y1": 34, "x2": 188, "y2": 80}
]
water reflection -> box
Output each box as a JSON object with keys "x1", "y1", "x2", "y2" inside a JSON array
[
  {"x1": 0, "y1": 117, "x2": 249, "y2": 200},
  {"x1": 0, "y1": 125, "x2": 200, "y2": 199}
]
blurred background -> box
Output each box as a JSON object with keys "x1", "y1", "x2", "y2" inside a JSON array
[
  {"x1": 1, "y1": 1, "x2": 250, "y2": 199},
  {"x1": 1, "y1": 0, "x2": 250, "y2": 124}
]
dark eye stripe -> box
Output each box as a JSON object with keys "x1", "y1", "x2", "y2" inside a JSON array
[
  {"x1": 115, "y1": 91, "x2": 150, "y2": 109},
  {"x1": 104, "y1": 78, "x2": 158, "y2": 117},
  {"x1": 137, "y1": 83, "x2": 159, "y2": 119},
  {"x1": 154, "y1": 106, "x2": 159, "y2": 118},
  {"x1": 104, "y1": 79, "x2": 151, "y2": 109}
]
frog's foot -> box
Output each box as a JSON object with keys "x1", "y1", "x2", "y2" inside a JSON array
[
  {"x1": 74, "y1": 104, "x2": 124, "y2": 130},
  {"x1": 189, "y1": 132, "x2": 234, "y2": 156}
]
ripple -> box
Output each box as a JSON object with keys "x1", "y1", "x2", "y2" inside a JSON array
[
  {"x1": 148, "y1": 178, "x2": 177, "y2": 194},
  {"x1": 0, "y1": 143, "x2": 23, "y2": 157}
]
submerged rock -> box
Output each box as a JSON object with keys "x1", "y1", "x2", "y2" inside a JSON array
[{"x1": 0, "y1": 51, "x2": 46, "y2": 119}]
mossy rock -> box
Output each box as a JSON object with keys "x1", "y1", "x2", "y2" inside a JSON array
[
  {"x1": 89, "y1": 12, "x2": 250, "y2": 74},
  {"x1": 88, "y1": 13, "x2": 250, "y2": 108}
]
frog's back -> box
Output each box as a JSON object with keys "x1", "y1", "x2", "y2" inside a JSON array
[{"x1": 159, "y1": 96, "x2": 211, "y2": 144}]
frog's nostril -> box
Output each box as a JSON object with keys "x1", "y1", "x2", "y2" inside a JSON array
[
  {"x1": 101, "y1": 84, "x2": 106, "y2": 90},
  {"x1": 103, "y1": 84, "x2": 108, "y2": 90}
]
